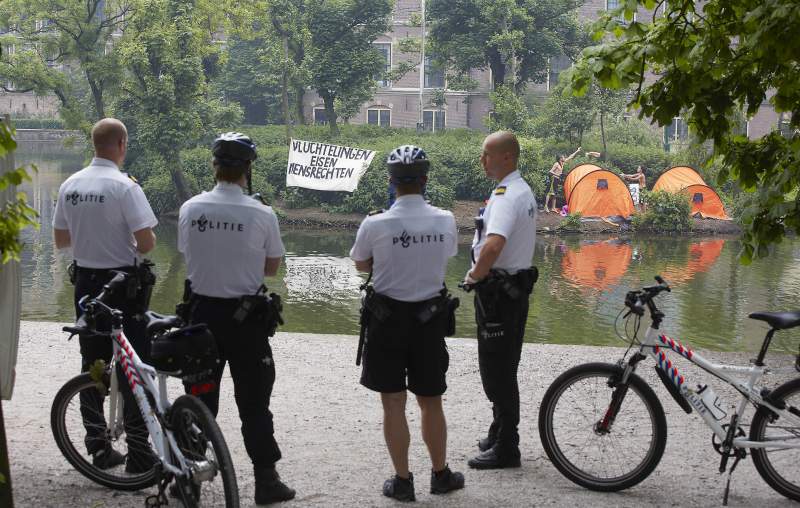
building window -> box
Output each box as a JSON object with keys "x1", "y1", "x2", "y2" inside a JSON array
[
  {"x1": 778, "y1": 112, "x2": 794, "y2": 139},
  {"x1": 313, "y1": 107, "x2": 327, "y2": 125},
  {"x1": 367, "y1": 108, "x2": 391, "y2": 127},
  {"x1": 424, "y1": 56, "x2": 445, "y2": 88},
  {"x1": 607, "y1": 0, "x2": 634, "y2": 23},
  {"x1": 374, "y1": 43, "x2": 391, "y2": 88},
  {"x1": 547, "y1": 54, "x2": 571, "y2": 91},
  {"x1": 423, "y1": 110, "x2": 446, "y2": 132}
]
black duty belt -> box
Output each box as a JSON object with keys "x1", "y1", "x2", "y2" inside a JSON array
[
  {"x1": 75, "y1": 264, "x2": 136, "y2": 275},
  {"x1": 191, "y1": 294, "x2": 241, "y2": 305}
]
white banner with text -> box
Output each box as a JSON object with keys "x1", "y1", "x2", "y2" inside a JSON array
[{"x1": 286, "y1": 138, "x2": 376, "y2": 192}]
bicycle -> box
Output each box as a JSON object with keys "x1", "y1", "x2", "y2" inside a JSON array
[
  {"x1": 50, "y1": 271, "x2": 239, "y2": 507},
  {"x1": 539, "y1": 275, "x2": 800, "y2": 505}
]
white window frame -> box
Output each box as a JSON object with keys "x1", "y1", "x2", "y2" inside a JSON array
[
  {"x1": 607, "y1": 0, "x2": 636, "y2": 23},
  {"x1": 366, "y1": 107, "x2": 391, "y2": 127},
  {"x1": 313, "y1": 107, "x2": 328, "y2": 125},
  {"x1": 373, "y1": 42, "x2": 392, "y2": 88},
  {"x1": 423, "y1": 109, "x2": 446, "y2": 132}
]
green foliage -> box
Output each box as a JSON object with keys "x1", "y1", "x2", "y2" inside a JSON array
[
  {"x1": 566, "y1": 0, "x2": 800, "y2": 261},
  {"x1": 10, "y1": 118, "x2": 66, "y2": 130},
  {"x1": 0, "y1": 121, "x2": 39, "y2": 263},
  {"x1": 558, "y1": 212, "x2": 582, "y2": 231},
  {"x1": 487, "y1": 85, "x2": 530, "y2": 132},
  {"x1": 428, "y1": 0, "x2": 585, "y2": 91},
  {"x1": 0, "y1": 0, "x2": 131, "y2": 132},
  {"x1": 632, "y1": 190, "x2": 692, "y2": 233},
  {"x1": 532, "y1": 79, "x2": 594, "y2": 143}
]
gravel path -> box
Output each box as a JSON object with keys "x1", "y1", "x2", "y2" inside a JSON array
[{"x1": 5, "y1": 321, "x2": 797, "y2": 507}]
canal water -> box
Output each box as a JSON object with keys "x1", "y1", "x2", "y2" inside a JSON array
[{"x1": 15, "y1": 147, "x2": 800, "y2": 353}]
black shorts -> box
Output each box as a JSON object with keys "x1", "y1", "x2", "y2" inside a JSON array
[{"x1": 360, "y1": 297, "x2": 450, "y2": 396}]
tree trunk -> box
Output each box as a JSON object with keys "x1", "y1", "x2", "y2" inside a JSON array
[
  {"x1": 0, "y1": 400, "x2": 13, "y2": 508},
  {"x1": 86, "y1": 75, "x2": 105, "y2": 120},
  {"x1": 600, "y1": 112, "x2": 607, "y2": 161},
  {"x1": 322, "y1": 93, "x2": 339, "y2": 137},
  {"x1": 166, "y1": 153, "x2": 192, "y2": 204},
  {"x1": 294, "y1": 86, "x2": 306, "y2": 125},
  {"x1": 488, "y1": 52, "x2": 505, "y2": 92}
]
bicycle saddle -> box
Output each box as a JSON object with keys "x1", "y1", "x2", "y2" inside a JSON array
[
  {"x1": 145, "y1": 311, "x2": 182, "y2": 336},
  {"x1": 748, "y1": 311, "x2": 800, "y2": 330}
]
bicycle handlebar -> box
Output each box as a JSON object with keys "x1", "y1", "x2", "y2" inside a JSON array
[
  {"x1": 68, "y1": 272, "x2": 130, "y2": 339},
  {"x1": 624, "y1": 275, "x2": 671, "y2": 317}
]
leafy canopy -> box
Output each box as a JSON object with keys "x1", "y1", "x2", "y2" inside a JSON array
[{"x1": 567, "y1": 0, "x2": 800, "y2": 262}]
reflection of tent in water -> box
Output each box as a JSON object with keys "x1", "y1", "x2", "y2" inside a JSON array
[
  {"x1": 652, "y1": 166, "x2": 730, "y2": 220},
  {"x1": 561, "y1": 239, "x2": 633, "y2": 289},
  {"x1": 660, "y1": 239, "x2": 725, "y2": 284},
  {"x1": 563, "y1": 163, "x2": 635, "y2": 218}
]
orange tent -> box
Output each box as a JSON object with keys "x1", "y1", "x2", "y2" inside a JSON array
[
  {"x1": 561, "y1": 239, "x2": 633, "y2": 290},
  {"x1": 563, "y1": 163, "x2": 635, "y2": 218},
  {"x1": 653, "y1": 166, "x2": 729, "y2": 220}
]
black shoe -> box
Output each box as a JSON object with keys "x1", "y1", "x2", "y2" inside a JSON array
[
  {"x1": 430, "y1": 466, "x2": 464, "y2": 495},
  {"x1": 467, "y1": 448, "x2": 521, "y2": 470},
  {"x1": 383, "y1": 472, "x2": 415, "y2": 502},
  {"x1": 92, "y1": 447, "x2": 125, "y2": 470},
  {"x1": 477, "y1": 436, "x2": 496, "y2": 452},
  {"x1": 254, "y1": 466, "x2": 296, "y2": 505},
  {"x1": 125, "y1": 452, "x2": 158, "y2": 474}
]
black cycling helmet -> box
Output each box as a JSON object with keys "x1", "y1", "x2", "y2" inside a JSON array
[
  {"x1": 387, "y1": 145, "x2": 430, "y2": 183},
  {"x1": 212, "y1": 132, "x2": 258, "y2": 167}
]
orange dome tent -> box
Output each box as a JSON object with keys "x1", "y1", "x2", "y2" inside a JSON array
[
  {"x1": 561, "y1": 239, "x2": 633, "y2": 290},
  {"x1": 653, "y1": 166, "x2": 729, "y2": 220},
  {"x1": 563, "y1": 163, "x2": 635, "y2": 218}
]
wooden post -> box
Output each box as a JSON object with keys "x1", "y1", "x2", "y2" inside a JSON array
[{"x1": 283, "y1": 34, "x2": 292, "y2": 144}]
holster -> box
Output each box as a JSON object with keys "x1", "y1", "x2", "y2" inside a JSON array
[
  {"x1": 232, "y1": 286, "x2": 284, "y2": 338},
  {"x1": 68, "y1": 260, "x2": 77, "y2": 285},
  {"x1": 415, "y1": 288, "x2": 460, "y2": 337},
  {"x1": 176, "y1": 279, "x2": 194, "y2": 323},
  {"x1": 130, "y1": 259, "x2": 156, "y2": 313},
  {"x1": 357, "y1": 285, "x2": 391, "y2": 365}
]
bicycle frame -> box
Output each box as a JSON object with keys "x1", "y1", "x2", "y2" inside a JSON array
[
  {"x1": 107, "y1": 322, "x2": 190, "y2": 477},
  {"x1": 628, "y1": 324, "x2": 800, "y2": 450}
]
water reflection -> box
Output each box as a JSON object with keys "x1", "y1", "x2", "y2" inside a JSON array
[{"x1": 15, "y1": 148, "x2": 800, "y2": 353}]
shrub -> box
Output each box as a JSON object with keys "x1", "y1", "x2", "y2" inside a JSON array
[
  {"x1": 11, "y1": 118, "x2": 66, "y2": 129},
  {"x1": 558, "y1": 213, "x2": 582, "y2": 231},
  {"x1": 632, "y1": 190, "x2": 692, "y2": 233}
]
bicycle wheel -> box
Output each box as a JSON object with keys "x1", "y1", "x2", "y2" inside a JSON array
[
  {"x1": 50, "y1": 372, "x2": 158, "y2": 490},
  {"x1": 169, "y1": 394, "x2": 239, "y2": 508},
  {"x1": 538, "y1": 362, "x2": 667, "y2": 491},
  {"x1": 750, "y1": 377, "x2": 800, "y2": 501}
]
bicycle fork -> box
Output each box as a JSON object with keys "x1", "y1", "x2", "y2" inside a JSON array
[{"x1": 596, "y1": 353, "x2": 647, "y2": 434}]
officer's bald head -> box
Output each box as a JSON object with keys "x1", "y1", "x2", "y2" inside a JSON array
[
  {"x1": 91, "y1": 118, "x2": 128, "y2": 164},
  {"x1": 481, "y1": 131, "x2": 520, "y2": 180}
]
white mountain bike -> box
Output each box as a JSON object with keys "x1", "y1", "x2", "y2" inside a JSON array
[
  {"x1": 50, "y1": 272, "x2": 239, "y2": 507},
  {"x1": 539, "y1": 276, "x2": 800, "y2": 505}
]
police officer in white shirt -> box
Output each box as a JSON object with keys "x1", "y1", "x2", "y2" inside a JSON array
[
  {"x1": 464, "y1": 131, "x2": 537, "y2": 470},
  {"x1": 53, "y1": 117, "x2": 158, "y2": 473},
  {"x1": 177, "y1": 132, "x2": 294, "y2": 505},
  {"x1": 350, "y1": 145, "x2": 465, "y2": 502}
]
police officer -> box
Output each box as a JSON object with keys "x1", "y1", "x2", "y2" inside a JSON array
[
  {"x1": 53, "y1": 117, "x2": 158, "y2": 473},
  {"x1": 177, "y1": 132, "x2": 294, "y2": 505},
  {"x1": 465, "y1": 131, "x2": 537, "y2": 469},
  {"x1": 350, "y1": 145, "x2": 465, "y2": 501}
]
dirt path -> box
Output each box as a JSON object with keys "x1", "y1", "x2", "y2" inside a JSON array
[{"x1": 6, "y1": 321, "x2": 795, "y2": 507}]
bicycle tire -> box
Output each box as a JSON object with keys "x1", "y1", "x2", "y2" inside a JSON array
[
  {"x1": 539, "y1": 362, "x2": 667, "y2": 491},
  {"x1": 750, "y1": 377, "x2": 800, "y2": 501},
  {"x1": 50, "y1": 372, "x2": 158, "y2": 491},
  {"x1": 169, "y1": 394, "x2": 239, "y2": 508}
]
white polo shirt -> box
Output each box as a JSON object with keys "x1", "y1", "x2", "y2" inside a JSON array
[
  {"x1": 350, "y1": 194, "x2": 458, "y2": 302},
  {"x1": 178, "y1": 182, "x2": 285, "y2": 298},
  {"x1": 471, "y1": 170, "x2": 537, "y2": 273},
  {"x1": 53, "y1": 157, "x2": 158, "y2": 269}
]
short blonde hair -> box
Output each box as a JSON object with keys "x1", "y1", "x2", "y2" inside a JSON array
[{"x1": 91, "y1": 118, "x2": 127, "y2": 151}]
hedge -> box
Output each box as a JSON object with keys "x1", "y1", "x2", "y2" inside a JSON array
[{"x1": 11, "y1": 118, "x2": 66, "y2": 129}]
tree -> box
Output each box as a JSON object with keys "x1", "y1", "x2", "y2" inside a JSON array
[
  {"x1": 305, "y1": 0, "x2": 392, "y2": 135},
  {"x1": 567, "y1": 0, "x2": 800, "y2": 262},
  {"x1": 428, "y1": 0, "x2": 585, "y2": 93},
  {"x1": 0, "y1": 0, "x2": 131, "y2": 131},
  {"x1": 115, "y1": 0, "x2": 241, "y2": 204},
  {"x1": 214, "y1": 36, "x2": 284, "y2": 125}
]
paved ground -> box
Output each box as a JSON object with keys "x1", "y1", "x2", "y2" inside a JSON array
[{"x1": 5, "y1": 321, "x2": 798, "y2": 507}]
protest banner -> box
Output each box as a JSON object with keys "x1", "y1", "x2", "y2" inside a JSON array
[{"x1": 286, "y1": 139, "x2": 376, "y2": 192}]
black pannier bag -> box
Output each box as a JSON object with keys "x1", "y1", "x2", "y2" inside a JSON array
[{"x1": 150, "y1": 324, "x2": 219, "y2": 380}]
